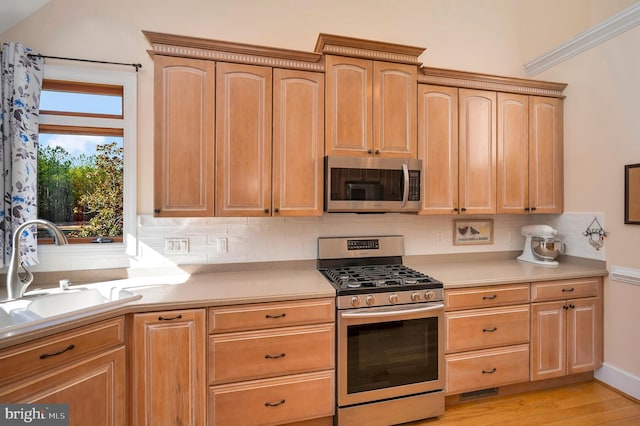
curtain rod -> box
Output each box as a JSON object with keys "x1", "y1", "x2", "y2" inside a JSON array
[{"x1": 27, "y1": 53, "x2": 142, "y2": 72}]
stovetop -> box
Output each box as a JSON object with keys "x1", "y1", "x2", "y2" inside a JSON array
[{"x1": 320, "y1": 264, "x2": 442, "y2": 295}]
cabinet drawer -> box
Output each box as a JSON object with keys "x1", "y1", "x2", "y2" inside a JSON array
[
  {"x1": 209, "y1": 298, "x2": 334, "y2": 333},
  {"x1": 209, "y1": 370, "x2": 334, "y2": 426},
  {"x1": 210, "y1": 324, "x2": 334, "y2": 384},
  {"x1": 445, "y1": 284, "x2": 530, "y2": 311},
  {"x1": 531, "y1": 277, "x2": 601, "y2": 302},
  {"x1": 0, "y1": 317, "x2": 125, "y2": 386},
  {"x1": 446, "y1": 305, "x2": 529, "y2": 353},
  {"x1": 445, "y1": 344, "x2": 529, "y2": 395}
]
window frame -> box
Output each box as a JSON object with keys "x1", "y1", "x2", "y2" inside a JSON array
[{"x1": 34, "y1": 65, "x2": 137, "y2": 271}]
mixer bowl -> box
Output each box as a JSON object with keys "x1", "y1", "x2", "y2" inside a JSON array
[{"x1": 531, "y1": 237, "x2": 564, "y2": 261}]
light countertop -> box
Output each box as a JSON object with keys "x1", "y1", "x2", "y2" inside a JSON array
[{"x1": 0, "y1": 254, "x2": 608, "y2": 349}]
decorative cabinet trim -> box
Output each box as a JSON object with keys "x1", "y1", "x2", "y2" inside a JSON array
[
  {"x1": 419, "y1": 67, "x2": 567, "y2": 98},
  {"x1": 144, "y1": 31, "x2": 567, "y2": 98},
  {"x1": 143, "y1": 31, "x2": 324, "y2": 71},
  {"x1": 315, "y1": 33, "x2": 425, "y2": 65}
]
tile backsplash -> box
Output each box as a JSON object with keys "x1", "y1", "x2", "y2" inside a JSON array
[{"x1": 135, "y1": 212, "x2": 606, "y2": 267}]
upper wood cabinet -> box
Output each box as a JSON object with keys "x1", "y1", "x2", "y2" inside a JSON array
[
  {"x1": 215, "y1": 64, "x2": 324, "y2": 217},
  {"x1": 528, "y1": 96, "x2": 563, "y2": 214},
  {"x1": 458, "y1": 89, "x2": 497, "y2": 215},
  {"x1": 272, "y1": 69, "x2": 325, "y2": 216},
  {"x1": 215, "y1": 63, "x2": 273, "y2": 217},
  {"x1": 418, "y1": 84, "x2": 459, "y2": 214},
  {"x1": 325, "y1": 55, "x2": 417, "y2": 158},
  {"x1": 153, "y1": 55, "x2": 215, "y2": 217},
  {"x1": 497, "y1": 94, "x2": 563, "y2": 214}
]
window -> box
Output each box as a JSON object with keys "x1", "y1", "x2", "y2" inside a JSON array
[
  {"x1": 35, "y1": 65, "x2": 137, "y2": 270},
  {"x1": 39, "y1": 80, "x2": 124, "y2": 243}
]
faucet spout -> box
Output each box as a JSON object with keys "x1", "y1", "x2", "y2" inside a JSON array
[{"x1": 5, "y1": 219, "x2": 68, "y2": 301}]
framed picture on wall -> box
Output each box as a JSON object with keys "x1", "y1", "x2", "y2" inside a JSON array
[
  {"x1": 453, "y1": 219, "x2": 494, "y2": 245},
  {"x1": 625, "y1": 163, "x2": 640, "y2": 224}
]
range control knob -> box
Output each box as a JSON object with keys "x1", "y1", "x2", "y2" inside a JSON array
[
  {"x1": 389, "y1": 294, "x2": 399, "y2": 304},
  {"x1": 351, "y1": 296, "x2": 360, "y2": 307},
  {"x1": 424, "y1": 290, "x2": 435, "y2": 301},
  {"x1": 411, "y1": 292, "x2": 421, "y2": 301},
  {"x1": 366, "y1": 295, "x2": 376, "y2": 306}
]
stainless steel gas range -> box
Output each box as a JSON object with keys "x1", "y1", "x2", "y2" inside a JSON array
[{"x1": 317, "y1": 236, "x2": 445, "y2": 426}]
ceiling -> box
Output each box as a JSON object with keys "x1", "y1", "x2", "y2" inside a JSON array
[{"x1": 0, "y1": 0, "x2": 49, "y2": 35}]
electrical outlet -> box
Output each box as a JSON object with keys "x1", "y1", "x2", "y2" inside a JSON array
[
  {"x1": 435, "y1": 232, "x2": 444, "y2": 245},
  {"x1": 217, "y1": 237, "x2": 228, "y2": 253},
  {"x1": 165, "y1": 238, "x2": 189, "y2": 254}
]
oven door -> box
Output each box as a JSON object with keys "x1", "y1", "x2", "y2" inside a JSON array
[{"x1": 337, "y1": 302, "x2": 444, "y2": 407}]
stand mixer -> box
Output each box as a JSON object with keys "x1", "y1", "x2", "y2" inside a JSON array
[{"x1": 517, "y1": 224, "x2": 564, "y2": 266}]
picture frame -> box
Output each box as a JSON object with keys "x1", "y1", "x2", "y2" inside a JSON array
[
  {"x1": 625, "y1": 163, "x2": 640, "y2": 224},
  {"x1": 453, "y1": 219, "x2": 494, "y2": 245}
]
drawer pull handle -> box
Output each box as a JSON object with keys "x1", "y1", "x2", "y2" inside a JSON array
[
  {"x1": 265, "y1": 313, "x2": 286, "y2": 319},
  {"x1": 40, "y1": 344, "x2": 75, "y2": 360},
  {"x1": 483, "y1": 327, "x2": 498, "y2": 332},
  {"x1": 265, "y1": 353, "x2": 286, "y2": 359},
  {"x1": 158, "y1": 314, "x2": 182, "y2": 321},
  {"x1": 482, "y1": 368, "x2": 497, "y2": 374},
  {"x1": 265, "y1": 399, "x2": 286, "y2": 407},
  {"x1": 562, "y1": 288, "x2": 575, "y2": 293},
  {"x1": 482, "y1": 294, "x2": 497, "y2": 300}
]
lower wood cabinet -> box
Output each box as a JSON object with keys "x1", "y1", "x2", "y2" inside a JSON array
[
  {"x1": 0, "y1": 317, "x2": 126, "y2": 426},
  {"x1": 530, "y1": 278, "x2": 602, "y2": 381},
  {"x1": 129, "y1": 309, "x2": 207, "y2": 426},
  {"x1": 208, "y1": 298, "x2": 335, "y2": 426}
]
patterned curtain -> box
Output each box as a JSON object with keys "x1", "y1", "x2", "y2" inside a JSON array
[{"x1": 0, "y1": 43, "x2": 44, "y2": 267}]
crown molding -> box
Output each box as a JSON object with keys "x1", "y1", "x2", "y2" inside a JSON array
[
  {"x1": 143, "y1": 31, "x2": 324, "y2": 71},
  {"x1": 419, "y1": 66, "x2": 567, "y2": 97},
  {"x1": 315, "y1": 33, "x2": 425, "y2": 65},
  {"x1": 524, "y1": 3, "x2": 640, "y2": 76}
]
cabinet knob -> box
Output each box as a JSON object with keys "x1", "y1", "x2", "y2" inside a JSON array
[
  {"x1": 524, "y1": 207, "x2": 530, "y2": 212},
  {"x1": 453, "y1": 208, "x2": 459, "y2": 212},
  {"x1": 367, "y1": 149, "x2": 373, "y2": 154},
  {"x1": 264, "y1": 208, "x2": 270, "y2": 213},
  {"x1": 531, "y1": 207, "x2": 537, "y2": 212},
  {"x1": 460, "y1": 207, "x2": 467, "y2": 212},
  {"x1": 274, "y1": 208, "x2": 280, "y2": 213},
  {"x1": 154, "y1": 208, "x2": 161, "y2": 214},
  {"x1": 375, "y1": 149, "x2": 380, "y2": 155}
]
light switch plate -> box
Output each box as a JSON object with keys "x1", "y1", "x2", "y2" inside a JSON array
[{"x1": 165, "y1": 237, "x2": 189, "y2": 254}]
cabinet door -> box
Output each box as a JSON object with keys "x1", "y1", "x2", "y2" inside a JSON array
[
  {"x1": 418, "y1": 84, "x2": 458, "y2": 214},
  {"x1": 154, "y1": 56, "x2": 215, "y2": 217},
  {"x1": 216, "y1": 63, "x2": 272, "y2": 216},
  {"x1": 531, "y1": 301, "x2": 566, "y2": 381},
  {"x1": 458, "y1": 89, "x2": 496, "y2": 214},
  {"x1": 373, "y1": 62, "x2": 417, "y2": 158},
  {"x1": 324, "y1": 55, "x2": 372, "y2": 156},
  {"x1": 529, "y1": 96, "x2": 563, "y2": 213},
  {"x1": 497, "y1": 93, "x2": 529, "y2": 214},
  {"x1": 567, "y1": 297, "x2": 602, "y2": 375},
  {"x1": 272, "y1": 69, "x2": 324, "y2": 216},
  {"x1": 0, "y1": 347, "x2": 125, "y2": 426},
  {"x1": 130, "y1": 309, "x2": 207, "y2": 426}
]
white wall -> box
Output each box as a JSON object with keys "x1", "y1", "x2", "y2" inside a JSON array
[{"x1": 2, "y1": 0, "x2": 638, "y2": 395}]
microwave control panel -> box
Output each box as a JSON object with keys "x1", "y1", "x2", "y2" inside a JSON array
[{"x1": 408, "y1": 170, "x2": 420, "y2": 201}]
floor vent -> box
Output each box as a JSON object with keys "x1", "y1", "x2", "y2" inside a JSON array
[{"x1": 459, "y1": 387, "x2": 499, "y2": 401}]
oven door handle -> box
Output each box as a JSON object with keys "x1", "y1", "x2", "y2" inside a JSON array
[
  {"x1": 340, "y1": 303, "x2": 444, "y2": 318},
  {"x1": 401, "y1": 163, "x2": 409, "y2": 207}
]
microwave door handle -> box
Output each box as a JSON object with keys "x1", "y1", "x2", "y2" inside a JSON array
[{"x1": 401, "y1": 163, "x2": 409, "y2": 207}]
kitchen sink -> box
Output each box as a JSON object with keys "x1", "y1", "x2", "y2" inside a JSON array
[{"x1": 0, "y1": 285, "x2": 142, "y2": 333}]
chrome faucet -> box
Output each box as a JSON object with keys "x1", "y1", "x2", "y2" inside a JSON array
[{"x1": 5, "y1": 219, "x2": 68, "y2": 300}]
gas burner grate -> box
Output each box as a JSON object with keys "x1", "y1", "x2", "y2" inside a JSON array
[{"x1": 321, "y1": 264, "x2": 440, "y2": 290}]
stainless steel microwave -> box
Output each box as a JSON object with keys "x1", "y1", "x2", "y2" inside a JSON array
[{"x1": 325, "y1": 156, "x2": 422, "y2": 213}]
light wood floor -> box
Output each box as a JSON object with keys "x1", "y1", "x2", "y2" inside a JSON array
[{"x1": 411, "y1": 381, "x2": 640, "y2": 425}]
